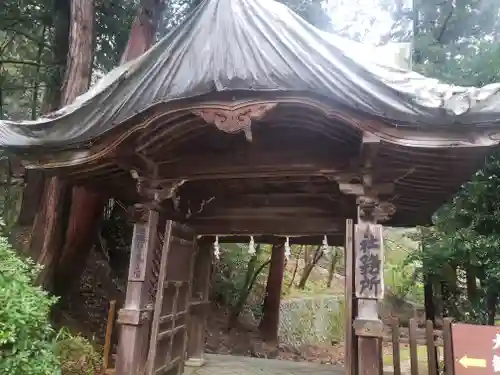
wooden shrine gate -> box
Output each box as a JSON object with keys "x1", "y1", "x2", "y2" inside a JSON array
[
  {"x1": 146, "y1": 221, "x2": 197, "y2": 375},
  {"x1": 117, "y1": 207, "x2": 211, "y2": 375}
]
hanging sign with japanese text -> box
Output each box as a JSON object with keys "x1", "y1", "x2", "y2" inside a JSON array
[
  {"x1": 453, "y1": 323, "x2": 500, "y2": 375},
  {"x1": 354, "y1": 223, "x2": 384, "y2": 299},
  {"x1": 128, "y1": 223, "x2": 148, "y2": 282}
]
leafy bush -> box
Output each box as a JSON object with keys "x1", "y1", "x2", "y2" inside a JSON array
[
  {"x1": 212, "y1": 244, "x2": 252, "y2": 307},
  {"x1": 0, "y1": 236, "x2": 61, "y2": 375},
  {"x1": 54, "y1": 328, "x2": 102, "y2": 375},
  {"x1": 326, "y1": 299, "x2": 345, "y2": 344},
  {"x1": 212, "y1": 244, "x2": 269, "y2": 309}
]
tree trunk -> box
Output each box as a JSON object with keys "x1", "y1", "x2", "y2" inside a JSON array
[
  {"x1": 423, "y1": 275, "x2": 435, "y2": 323},
  {"x1": 486, "y1": 285, "x2": 498, "y2": 326},
  {"x1": 422, "y1": 231, "x2": 436, "y2": 324},
  {"x1": 54, "y1": 188, "x2": 105, "y2": 298},
  {"x1": 228, "y1": 245, "x2": 268, "y2": 328},
  {"x1": 259, "y1": 244, "x2": 285, "y2": 345},
  {"x1": 120, "y1": 0, "x2": 164, "y2": 64},
  {"x1": 297, "y1": 245, "x2": 323, "y2": 289},
  {"x1": 53, "y1": 0, "x2": 103, "y2": 298},
  {"x1": 28, "y1": 0, "x2": 71, "y2": 289},
  {"x1": 287, "y1": 245, "x2": 304, "y2": 291},
  {"x1": 30, "y1": 0, "x2": 97, "y2": 293},
  {"x1": 60, "y1": 0, "x2": 94, "y2": 106},
  {"x1": 32, "y1": 178, "x2": 71, "y2": 289},
  {"x1": 423, "y1": 273, "x2": 439, "y2": 375},
  {"x1": 18, "y1": 0, "x2": 71, "y2": 227},
  {"x1": 465, "y1": 263, "x2": 478, "y2": 303},
  {"x1": 28, "y1": 0, "x2": 165, "y2": 295},
  {"x1": 326, "y1": 247, "x2": 339, "y2": 288},
  {"x1": 297, "y1": 264, "x2": 315, "y2": 289}
]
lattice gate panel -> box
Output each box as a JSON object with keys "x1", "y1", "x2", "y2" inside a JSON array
[
  {"x1": 146, "y1": 221, "x2": 197, "y2": 375},
  {"x1": 148, "y1": 216, "x2": 168, "y2": 301}
]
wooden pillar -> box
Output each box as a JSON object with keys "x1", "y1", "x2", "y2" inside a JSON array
[
  {"x1": 186, "y1": 240, "x2": 213, "y2": 367},
  {"x1": 116, "y1": 206, "x2": 159, "y2": 375},
  {"x1": 354, "y1": 198, "x2": 387, "y2": 375},
  {"x1": 259, "y1": 244, "x2": 285, "y2": 345},
  {"x1": 344, "y1": 219, "x2": 358, "y2": 375},
  {"x1": 338, "y1": 132, "x2": 393, "y2": 375}
]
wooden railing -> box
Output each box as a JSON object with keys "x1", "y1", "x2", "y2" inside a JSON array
[{"x1": 383, "y1": 317, "x2": 454, "y2": 375}]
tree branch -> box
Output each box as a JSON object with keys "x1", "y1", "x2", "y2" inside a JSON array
[
  {"x1": 0, "y1": 59, "x2": 57, "y2": 68},
  {"x1": 434, "y1": 3, "x2": 454, "y2": 45},
  {"x1": 0, "y1": 34, "x2": 17, "y2": 55},
  {"x1": 1, "y1": 27, "x2": 51, "y2": 49},
  {"x1": 247, "y1": 258, "x2": 272, "y2": 293}
]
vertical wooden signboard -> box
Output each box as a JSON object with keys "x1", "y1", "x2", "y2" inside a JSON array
[
  {"x1": 128, "y1": 223, "x2": 148, "y2": 282},
  {"x1": 354, "y1": 223, "x2": 384, "y2": 300}
]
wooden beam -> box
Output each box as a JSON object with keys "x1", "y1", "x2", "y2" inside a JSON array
[
  {"x1": 154, "y1": 150, "x2": 350, "y2": 181},
  {"x1": 191, "y1": 192, "x2": 347, "y2": 206},
  {"x1": 194, "y1": 206, "x2": 335, "y2": 218},
  {"x1": 337, "y1": 182, "x2": 393, "y2": 197},
  {"x1": 360, "y1": 132, "x2": 380, "y2": 189},
  {"x1": 190, "y1": 217, "x2": 346, "y2": 236},
  {"x1": 199, "y1": 234, "x2": 344, "y2": 246},
  {"x1": 361, "y1": 132, "x2": 380, "y2": 169}
]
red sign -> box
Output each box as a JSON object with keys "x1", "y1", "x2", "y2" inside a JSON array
[{"x1": 453, "y1": 323, "x2": 500, "y2": 375}]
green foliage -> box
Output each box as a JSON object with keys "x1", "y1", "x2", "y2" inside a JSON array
[
  {"x1": 212, "y1": 243, "x2": 270, "y2": 309},
  {"x1": 373, "y1": 0, "x2": 500, "y2": 323},
  {"x1": 54, "y1": 328, "x2": 101, "y2": 375},
  {"x1": 326, "y1": 299, "x2": 345, "y2": 343},
  {"x1": 0, "y1": 235, "x2": 61, "y2": 375},
  {"x1": 384, "y1": 229, "x2": 423, "y2": 304}
]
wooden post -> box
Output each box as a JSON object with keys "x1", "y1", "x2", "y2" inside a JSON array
[
  {"x1": 425, "y1": 320, "x2": 438, "y2": 375},
  {"x1": 103, "y1": 300, "x2": 117, "y2": 370},
  {"x1": 116, "y1": 206, "x2": 159, "y2": 375},
  {"x1": 354, "y1": 200, "x2": 386, "y2": 375},
  {"x1": 337, "y1": 132, "x2": 393, "y2": 375},
  {"x1": 186, "y1": 241, "x2": 213, "y2": 367},
  {"x1": 391, "y1": 317, "x2": 401, "y2": 375},
  {"x1": 442, "y1": 318, "x2": 454, "y2": 375},
  {"x1": 409, "y1": 318, "x2": 419, "y2": 375},
  {"x1": 344, "y1": 219, "x2": 358, "y2": 375}
]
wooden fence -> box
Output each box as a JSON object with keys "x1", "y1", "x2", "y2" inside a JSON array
[{"x1": 383, "y1": 317, "x2": 454, "y2": 375}]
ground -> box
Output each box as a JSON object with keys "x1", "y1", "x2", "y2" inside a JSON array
[
  {"x1": 205, "y1": 302, "x2": 344, "y2": 364},
  {"x1": 184, "y1": 354, "x2": 344, "y2": 375}
]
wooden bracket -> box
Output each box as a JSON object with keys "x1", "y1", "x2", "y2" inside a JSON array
[
  {"x1": 127, "y1": 204, "x2": 150, "y2": 223},
  {"x1": 337, "y1": 182, "x2": 394, "y2": 197},
  {"x1": 132, "y1": 176, "x2": 187, "y2": 214},
  {"x1": 357, "y1": 196, "x2": 396, "y2": 222},
  {"x1": 335, "y1": 132, "x2": 396, "y2": 222},
  {"x1": 353, "y1": 318, "x2": 384, "y2": 338},
  {"x1": 117, "y1": 307, "x2": 153, "y2": 326}
]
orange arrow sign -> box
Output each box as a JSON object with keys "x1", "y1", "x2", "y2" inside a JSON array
[{"x1": 459, "y1": 355, "x2": 487, "y2": 369}]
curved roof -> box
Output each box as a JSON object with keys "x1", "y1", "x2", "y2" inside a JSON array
[{"x1": 2, "y1": 0, "x2": 500, "y2": 148}]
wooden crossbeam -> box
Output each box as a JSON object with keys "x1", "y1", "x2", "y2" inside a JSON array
[
  {"x1": 149, "y1": 150, "x2": 350, "y2": 181},
  {"x1": 190, "y1": 216, "x2": 345, "y2": 235},
  {"x1": 199, "y1": 234, "x2": 344, "y2": 245}
]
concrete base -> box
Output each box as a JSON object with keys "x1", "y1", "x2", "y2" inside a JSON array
[{"x1": 185, "y1": 356, "x2": 206, "y2": 368}]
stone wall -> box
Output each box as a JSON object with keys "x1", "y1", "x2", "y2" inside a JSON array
[{"x1": 278, "y1": 295, "x2": 344, "y2": 346}]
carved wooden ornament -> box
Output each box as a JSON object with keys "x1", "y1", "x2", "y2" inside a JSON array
[
  {"x1": 357, "y1": 196, "x2": 396, "y2": 223},
  {"x1": 192, "y1": 102, "x2": 277, "y2": 142}
]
